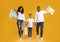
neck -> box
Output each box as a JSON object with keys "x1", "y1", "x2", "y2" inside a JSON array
[
  {"x1": 30, "y1": 17, "x2": 32, "y2": 19},
  {"x1": 38, "y1": 10, "x2": 40, "y2": 12},
  {"x1": 20, "y1": 12, "x2": 23, "y2": 14}
]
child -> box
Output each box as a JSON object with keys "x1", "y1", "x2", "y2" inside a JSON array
[
  {"x1": 17, "y1": 6, "x2": 26, "y2": 40},
  {"x1": 27, "y1": 13, "x2": 34, "y2": 39},
  {"x1": 35, "y1": 5, "x2": 50, "y2": 40}
]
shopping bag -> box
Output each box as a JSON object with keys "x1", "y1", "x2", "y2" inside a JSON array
[
  {"x1": 9, "y1": 9, "x2": 17, "y2": 19},
  {"x1": 13, "y1": 9, "x2": 17, "y2": 18},
  {"x1": 47, "y1": 5, "x2": 55, "y2": 15},
  {"x1": 9, "y1": 9, "x2": 13, "y2": 19}
]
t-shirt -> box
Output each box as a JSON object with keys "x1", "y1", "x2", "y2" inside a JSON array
[
  {"x1": 35, "y1": 10, "x2": 48, "y2": 22},
  {"x1": 27, "y1": 18, "x2": 34, "y2": 28},
  {"x1": 17, "y1": 12, "x2": 26, "y2": 21}
]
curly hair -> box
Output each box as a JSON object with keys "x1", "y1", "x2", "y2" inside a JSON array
[{"x1": 18, "y1": 6, "x2": 24, "y2": 14}]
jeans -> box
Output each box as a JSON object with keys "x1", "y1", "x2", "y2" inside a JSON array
[
  {"x1": 17, "y1": 20, "x2": 23, "y2": 37},
  {"x1": 28, "y1": 27, "x2": 32, "y2": 37},
  {"x1": 36, "y1": 22, "x2": 44, "y2": 37}
]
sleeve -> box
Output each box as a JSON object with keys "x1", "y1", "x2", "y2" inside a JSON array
[
  {"x1": 35, "y1": 13, "x2": 37, "y2": 22},
  {"x1": 42, "y1": 10, "x2": 49, "y2": 14}
]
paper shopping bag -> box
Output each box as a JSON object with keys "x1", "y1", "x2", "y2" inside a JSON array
[
  {"x1": 47, "y1": 5, "x2": 55, "y2": 15},
  {"x1": 9, "y1": 9, "x2": 17, "y2": 19},
  {"x1": 9, "y1": 9, "x2": 14, "y2": 19}
]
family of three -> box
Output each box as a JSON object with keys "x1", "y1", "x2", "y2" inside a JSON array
[{"x1": 9, "y1": 5, "x2": 55, "y2": 40}]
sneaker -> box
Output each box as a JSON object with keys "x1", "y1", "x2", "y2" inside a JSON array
[
  {"x1": 40, "y1": 37, "x2": 43, "y2": 40},
  {"x1": 28, "y1": 37, "x2": 32, "y2": 40},
  {"x1": 20, "y1": 37, "x2": 22, "y2": 40}
]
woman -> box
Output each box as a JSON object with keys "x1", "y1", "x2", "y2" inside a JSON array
[{"x1": 17, "y1": 6, "x2": 26, "y2": 39}]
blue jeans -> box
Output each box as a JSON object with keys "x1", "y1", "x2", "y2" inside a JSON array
[
  {"x1": 28, "y1": 27, "x2": 32, "y2": 37},
  {"x1": 36, "y1": 22, "x2": 44, "y2": 37},
  {"x1": 17, "y1": 20, "x2": 23, "y2": 37}
]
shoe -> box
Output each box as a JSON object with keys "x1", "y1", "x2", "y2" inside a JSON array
[
  {"x1": 20, "y1": 37, "x2": 22, "y2": 40},
  {"x1": 40, "y1": 37, "x2": 43, "y2": 40},
  {"x1": 28, "y1": 37, "x2": 32, "y2": 40}
]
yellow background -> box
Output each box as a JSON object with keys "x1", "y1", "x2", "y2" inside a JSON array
[{"x1": 0, "y1": 0, "x2": 60, "y2": 42}]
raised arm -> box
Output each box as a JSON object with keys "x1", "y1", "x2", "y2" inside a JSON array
[{"x1": 42, "y1": 5, "x2": 50, "y2": 14}]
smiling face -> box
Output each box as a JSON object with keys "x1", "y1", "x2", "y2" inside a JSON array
[
  {"x1": 18, "y1": 6, "x2": 24, "y2": 14},
  {"x1": 37, "y1": 6, "x2": 40, "y2": 12}
]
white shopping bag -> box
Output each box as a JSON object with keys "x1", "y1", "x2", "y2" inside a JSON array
[
  {"x1": 47, "y1": 5, "x2": 55, "y2": 15},
  {"x1": 13, "y1": 9, "x2": 17, "y2": 18},
  {"x1": 9, "y1": 9, "x2": 13, "y2": 19},
  {"x1": 9, "y1": 9, "x2": 17, "y2": 19}
]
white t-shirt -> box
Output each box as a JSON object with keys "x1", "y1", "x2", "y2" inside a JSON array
[
  {"x1": 27, "y1": 18, "x2": 34, "y2": 28},
  {"x1": 17, "y1": 12, "x2": 26, "y2": 21},
  {"x1": 35, "y1": 10, "x2": 48, "y2": 22}
]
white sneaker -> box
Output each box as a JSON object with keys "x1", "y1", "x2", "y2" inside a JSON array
[
  {"x1": 20, "y1": 38, "x2": 22, "y2": 40},
  {"x1": 28, "y1": 37, "x2": 32, "y2": 40},
  {"x1": 40, "y1": 37, "x2": 43, "y2": 40}
]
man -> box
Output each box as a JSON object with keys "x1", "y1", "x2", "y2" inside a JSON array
[{"x1": 35, "y1": 5, "x2": 49, "y2": 40}]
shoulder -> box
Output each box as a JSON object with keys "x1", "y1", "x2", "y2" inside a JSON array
[
  {"x1": 31, "y1": 18, "x2": 34, "y2": 21},
  {"x1": 18, "y1": 12, "x2": 24, "y2": 15},
  {"x1": 23, "y1": 13, "x2": 25, "y2": 16},
  {"x1": 27, "y1": 18, "x2": 30, "y2": 20},
  {"x1": 35, "y1": 12, "x2": 38, "y2": 16},
  {"x1": 40, "y1": 10, "x2": 46, "y2": 12},
  {"x1": 32, "y1": 18, "x2": 34, "y2": 20},
  {"x1": 31, "y1": 18, "x2": 34, "y2": 22}
]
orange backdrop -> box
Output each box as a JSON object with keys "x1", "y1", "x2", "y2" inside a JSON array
[{"x1": 0, "y1": 0, "x2": 60, "y2": 42}]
